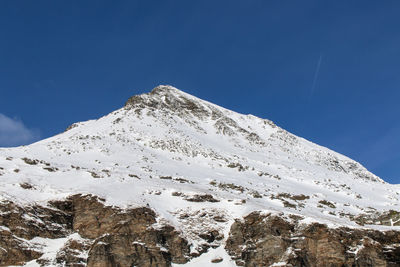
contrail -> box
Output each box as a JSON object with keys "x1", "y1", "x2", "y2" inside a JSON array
[{"x1": 309, "y1": 54, "x2": 323, "y2": 99}]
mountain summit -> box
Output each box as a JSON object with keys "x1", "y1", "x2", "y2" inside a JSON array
[{"x1": 0, "y1": 85, "x2": 399, "y2": 266}]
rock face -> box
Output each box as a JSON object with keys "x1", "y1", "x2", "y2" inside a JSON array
[
  {"x1": 1, "y1": 196, "x2": 400, "y2": 267},
  {"x1": 3, "y1": 200, "x2": 399, "y2": 267},
  {"x1": 0, "y1": 200, "x2": 72, "y2": 266},
  {"x1": 226, "y1": 212, "x2": 400, "y2": 267},
  {"x1": 0, "y1": 229, "x2": 42, "y2": 266},
  {"x1": 0, "y1": 195, "x2": 190, "y2": 267}
]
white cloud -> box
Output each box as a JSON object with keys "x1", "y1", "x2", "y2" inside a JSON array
[{"x1": 0, "y1": 114, "x2": 40, "y2": 147}]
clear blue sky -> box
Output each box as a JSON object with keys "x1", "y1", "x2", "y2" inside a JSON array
[{"x1": 1, "y1": 1, "x2": 399, "y2": 183}]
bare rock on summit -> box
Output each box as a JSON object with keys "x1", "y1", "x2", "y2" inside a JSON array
[{"x1": 125, "y1": 85, "x2": 212, "y2": 120}]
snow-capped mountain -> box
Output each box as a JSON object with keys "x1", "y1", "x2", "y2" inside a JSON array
[{"x1": 0, "y1": 85, "x2": 399, "y2": 267}]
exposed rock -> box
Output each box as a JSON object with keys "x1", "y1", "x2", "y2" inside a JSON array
[
  {"x1": 318, "y1": 199, "x2": 336, "y2": 209},
  {"x1": 1, "y1": 196, "x2": 400, "y2": 267},
  {"x1": 22, "y1": 157, "x2": 39, "y2": 165},
  {"x1": 69, "y1": 195, "x2": 191, "y2": 266},
  {"x1": 354, "y1": 210, "x2": 400, "y2": 227},
  {"x1": 0, "y1": 228, "x2": 42, "y2": 266},
  {"x1": 226, "y1": 212, "x2": 400, "y2": 267},
  {"x1": 0, "y1": 199, "x2": 73, "y2": 266},
  {"x1": 211, "y1": 257, "x2": 223, "y2": 263},
  {"x1": 184, "y1": 194, "x2": 220, "y2": 203},
  {"x1": 0, "y1": 201, "x2": 72, "y2": 240},
  {"x1": 125, "y1": 85, "x2": 211, "y2": 121},
  {"x1": 19, "y1": 182, "x2": 34, "y2": 189},
  {"x1": 65, "y1": 123, "x2": 79, "y2": 131},
  {"x1": 0, "y1": 194, "x2": 190, "y2": 267},
  {"x1": 56, "y1": 238, "x2": 92, "y2": 267},
  {"x1": 226, "y1": 212, "x2": 294, "y2": 266},
  {"x1": 88, "y1": 236, "x2": 171, "y2": 267}
]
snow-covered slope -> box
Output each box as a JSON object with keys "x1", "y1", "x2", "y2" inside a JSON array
[{"x1": 0, "y1": 85, "x2": 399, "y2": 265}]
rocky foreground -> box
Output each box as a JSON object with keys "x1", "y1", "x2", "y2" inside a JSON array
[{"x1": 0, "y1": 194, "x2": 399, "y2": 266}]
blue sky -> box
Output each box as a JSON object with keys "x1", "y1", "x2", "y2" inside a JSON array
[{"x1": 0, "y1": 1, "x2": 399, "y2": 183}]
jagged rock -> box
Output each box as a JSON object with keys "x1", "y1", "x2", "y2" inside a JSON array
[
  {"x1": 0, "y1": 195, "x2": 190, "y2": 266},
  {"x1": 0, "y1": 200, "x2": 72, "y2": 240},
  {"x1": 0, "y1": 229, "x2": 42, "y2": 266},
  {"x1": 226, "y1": 212, "x2": 294, "y2": 266},
  {"x1": 88, "y1": 237, "x2": 171, "y2": 267},
  {"x1": 184, "y1": 194, "x2": 220, "y2": 203},
  {"x1": 125, "y1": 85, "x2": 211, "y2": 120},
  {"x1": 56, "y1": 238, "x2": 92, "y2": 267},
  {"x1": 354, "y1": 210, "x2": 400, "y2": 227},
  {"x1": 226, "y1": 212, "x2": 400, "y2": 267},
  {"x1": 0, "y1": 199, "x2": 74, "y2": 266},
  {"x1": 70, "y1": 195, "x2": 190, "y2": 266},
  {"x1": 86, "y1": 221, "x2": 190, "y2": 267}
]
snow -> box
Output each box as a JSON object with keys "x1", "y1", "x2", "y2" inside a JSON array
[
  {"x1": 172, "y1": 246, "x2": 237, "y2": 267},
  {"x1": 270, "y1": 262, "x2": 289, "y2": 267},
  {"x1": 8, "y1": 233, "x2": 88, "y2": 267},
  {"x1": 29, "y1": 236, "x2": 67, "y2": 263}
]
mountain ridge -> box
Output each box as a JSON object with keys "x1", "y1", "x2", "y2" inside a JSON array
[{"x1": 0, "y1": 85, "x2": 399, "y2": 266}]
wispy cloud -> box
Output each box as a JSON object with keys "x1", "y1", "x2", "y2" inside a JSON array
[
  {"x1": 308, "y1": 54, "x2": 323, "y2": 100},
  {"x1": 0, "y1": 114, "x2": 40, "y2": 147}
]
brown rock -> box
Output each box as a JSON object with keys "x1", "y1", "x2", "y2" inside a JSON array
[
  {"x1": 0, "y1": 229, "x2": 42, "y2": 266},
  {"x1": 56, "y1": 239, "x2": 92, "y2": 267},
  {"x1": 0, "y1": 194, "x2": 191, "y2": 266},
  {"x1": 226, "y1": 212, "x2": 294, "y2": 266},
  {"x1": 226, "y1": 212, "x2": 400, "y2": 267},
  {"x1": 211, "y1": 257, "x2": 223, "y2": 263}
]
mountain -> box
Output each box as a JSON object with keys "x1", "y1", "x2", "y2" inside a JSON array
[{"x1": 0, "y1": 85, "x2": 399, "y2": 266}]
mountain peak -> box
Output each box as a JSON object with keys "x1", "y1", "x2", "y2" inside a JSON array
[
  {"x1": 1, "y1": 85, "x2": 399, "y2": 266},
  {"x1": 149, "y1": 84, "x2": 182, "y2": 96},
  {"x1": 124, "y1": 85, "x2": 214, "y2": 120},
  {"x1": 125, "y1": 85, "x2": 188, "y2": 107}
]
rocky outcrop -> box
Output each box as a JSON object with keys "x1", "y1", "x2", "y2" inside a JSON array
[
  {"x1": 0, "y1": 228, "x2": 42, "y2": 266},
  {"x1": 226, "y1": 211, "x2": 400, "y2": 267},
  {"x1": 124, "y1": 85, "x2": 271, "y2": 144},
  {"x1": 55, "y1": 237, "x2": 92, "y2": 267},
  {"x1": 353, "y1": 210, "x2": 400, "y2": 227},
  {"x1": 0, "y1": 195, "x2": 190, "y2": 267},
  {"x1": 1, "y1": 198, "x2": 400, "y2": 266},
  {"x1": 0, "y1": 199, "x2": 73, "y2": 266},
  {"x1": 0, "y1": 200, "x2": 72, "y2": 239}
]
